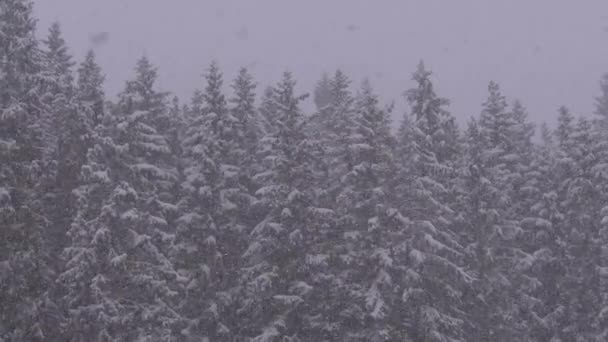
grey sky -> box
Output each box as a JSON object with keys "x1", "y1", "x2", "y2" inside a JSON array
[{"x1": 34, "y1": 0, "x2": 608, "y2": 125}]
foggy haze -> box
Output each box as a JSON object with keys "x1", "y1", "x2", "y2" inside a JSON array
[
  {"x1": 5, "y1": 1, "x2": 608, "y2": 340},
  {"x1": 34, "y1": 0, "x2": 608, "y2": 123}
]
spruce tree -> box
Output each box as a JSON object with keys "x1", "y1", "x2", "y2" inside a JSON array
[
  {"x1": 555, "y1": 117, "x2": 604, "y2": 341},
  {"x1": 230, "y1": 67, "x2": 263, "y2": 182},
  {"x1": 309, "y1": 70, "x2": 358, "y2": 205},
  {"x1": 239, "y1": 72, "x2": 321, "y2": 341},
  {"x1": 335, "y1": 79, "x2": 408, "y2": 341},
  {"x1": 0, "y1": 0, "x2": 56, "y2": 339},
  {"x1": 59, "y1": 57, "x2": 181, "y2": 341},
  {"x1": 595, "y1": 73, "x2": 608, "y2": 126},
  {"x1": 41, "y1": 22, "x2": 90, "y2": 268},
  {"x1": 175, "y1": 61, "x2": 257, "y2": 340},
  {"x1": 313, "y1": 72, "x2": 333, "y2": 111},
  {"x1": 458, "y1": 82, "x2": 527, "y2": 341},
  {"x1": 396, "y1": 62, "x2": 472, "y2": 341}
]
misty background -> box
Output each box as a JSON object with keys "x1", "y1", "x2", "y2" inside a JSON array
[{"x1": 34, "y1": 0, "x2": 608, "y2": 122}]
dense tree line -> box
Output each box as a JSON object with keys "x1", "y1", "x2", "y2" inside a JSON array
[{"x1": 1, "y1": 1, "x2": 607, "y2": 341}]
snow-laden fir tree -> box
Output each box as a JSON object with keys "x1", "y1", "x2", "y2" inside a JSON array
[
  {"x1": 174, "y1": 61, "x2": 258, "y2": 340},
  {"x1": 595, "y1": 73, "x2": 608, "y2": 128},
  {"x1": 230, "y1": 67, "x2": 263, "y2": 183},
  {"x1": 58, "y1": 56, "x2": 181, "y2": 341},
  {"x1": 239, "y1": 72, "x2": 323, "y2": 341},
  {"x1": 395, "y1": 62, "x2": 473, "y2": 342},
  {"x1": 556, "y1": 106, "x2": 576, "y2": 153},
  {"x1": 333, "y1": 79, "x2": 408, "y2": 341},
  {"x1": 515, "y1": 109, "x2": 569, "y2": 341},
  {"x1": 457, "y1": 82, "x2": 529, "y2": 341},
  {"x1": 258, "y1": 86, "x2": 279, "y2": 134},
  {"x1": 308, "y1": 70, "x2": 358, "y2": 204},
  {"x1": 313, "y1": 72, "x2": 333, "y2": 111},
  {"x1": 589, "y1": 80, "x2": 608, "y2": 340},
  {"x1": 40, "y1": 22, "x2": 75, "y2": 159},
  {"x1": 0, "y1": 0, "x2": 57, "y2": 339},
  {"x1": 55, "y1": 51, "x2": 108, "y2": 341},
  {"x1": 553, "y1": 117, "x2": 604, "y2": 341},
  {"x1": 40, "y1": 22, "x2": 91, "y2": 267},
  {"x1": 77, "y1": 50, "x2": 106, "y2": 128}
]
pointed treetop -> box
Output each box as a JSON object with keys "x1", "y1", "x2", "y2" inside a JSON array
[
  {"x1": 230, "y1": 67, "x2": 257, "y2": 118},
  {"x1": 77, "y1": 50, "x2": 105, "y2": 98},
  {"x1": 45, "y1": 22, "x2": 73, "y2": 67},
  {"x1": 118, "y1": 56, "x2": 167, "y2": 114},
  {"x1": 413, "y1": 60, "x2": 432, "y2": 83},
  {"x1": 133, "y1": 55, "x2": 158, "y2": 92},
  {"x1": 595, "y1": 73, "x2": 608, "y2": 120},
  {"x1": 313, "y1": 71, "x2": 332, "y2": 110},
  {"x1": 406, "y1": 61, "x2": 450, "y2": 125},
  {"x1": 483, "y1": 81, "x2": 508, "y2": 115},
  {"x1": 358, "y1": 78, "x2": 377, "y2": 105},
  {"x1": 203, "y1": 60, "x2": 227, "y2": 115},
  {"x1": 77, "y1": 50, "x2": 106, "y2": 126},
  {"x1": 556, "y1": 105, "x2": 575, "y2": 149},
  {"x1": 329, "y1": 69, "x2": 352, "y2": 106},
  {"x1": 479, "y1": 81, "x2": 512, "y2": 147},
  {"x1": 275, "y1": 71, "x2": 304, "y2": 104}
]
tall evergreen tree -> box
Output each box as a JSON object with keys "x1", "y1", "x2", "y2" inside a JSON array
[
  {"x1": 310, "y1": 70, "x2": 358, "y2": 203},
  {"x1": 239, "y1": 72, "x2": 321, "y2": 341},
  {"x1": 40, "y1": 22, "x2": 75, "y2": 158},
  {"x1": 58, "y1": 57, "x2": 181, "y2": 341},
  {"x1": 313, "y1": 72, "x2": 333, "y2": 111},
  {"x1": 458, "y1": 82, "x2": 529, "y2": 341},
  {"x1": 77, "y1": 50, "x2": 106, "y2": 128},
  {"x1": 230, "y1": 67, "x2": 263, "y2": 180},
  {"x1": 595, "y1": 73, "x2": 608, "y2": 125},
  {"x1": 396, "y1": 62, "x2": 472, "y2": 341},
  {"x1": 175, "y1": 61, "x2": 257, "y2": 340},
  {"x1": 40, "y1": 22, "x2": 91, "y2": 269},
  {"x1": 554, "y1": 117, "x2": 604, "y2": 341},
  {"x1": 0, "y1": 0, "x2": 56, "y2": 339},
  {"x1": 333, "y1": 79, "x2": 408, "y2": 341}
]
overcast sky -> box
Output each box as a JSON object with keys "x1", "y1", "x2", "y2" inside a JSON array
[{"x1": 33, "y1": 0, "x2": 608, "y2": 125}]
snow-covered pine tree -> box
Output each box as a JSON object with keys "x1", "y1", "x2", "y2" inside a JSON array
[
  {"x1": 595, "y1": 73, "x2": 608, "y2": 129},
  {"x1": 308, "y1": 70, "x2": 358, "y2": 205},
  {"x1": 77, "y1": 50, "x2": 106, "y2": 128},
  {"x1": 556, "y1": 106, "x2": 576, "y2": 153},
  {"x1": 313, "y1": 72, "x2": 333, "y2": 111},
  {"x1": 40, "y1": 22, "x2": 92, "y2": 269},
  {"x1": 164, "y1": 95, "x2": 184, "y2": 159},
  {"x1": 333, "y1": 79, "x2": 408, "y2": 341},
  {"x1": 0, "y1": 0, "x2": 57, "y2": 339},
  {"x1": 516, "y1": 114, "x2": 569, "y2": 341},
  {"x1": 58, "y1": 56, "x2": 181, "y2": 341},
  {"x1": 55, "y1": 50, "x2": 110, "y2": 340},
  {"x1": 239, "y1": 72, "x2": 322, "y2": 341},
  {"x1": 230, "y1": 67, "x2": 263, "y2": 183},
  {"x1": 395, "y1": 62, "x2": 472, "y2": 342},
  {"x1": 174, "y1": 61, "x2": 255, "y2": 340},
  {"x1": 553, "y1": 116, "x2": 604, "y2": 341},
  {"x1": 457, "y1": 82, "x2": 530, "y2": 341},
  {"x1": 590, "y1": 78, "x2": 608, "y2": 340},
  {"x1": 258, "y1": 86, "x2": 278, "y2": 134},
  {"x1": 173, "y1": 69, "x2": 222, "y2": 341},
  {"x1": 458, "y1": 118, "x2": 507, "y2": 341},
  {"x1": 40, "y1": 22, "x2": 75, "y2": 160}
]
